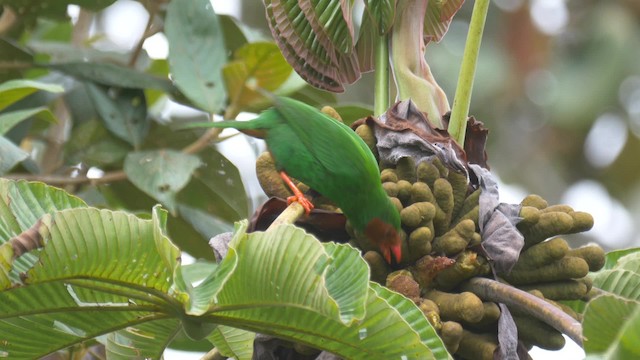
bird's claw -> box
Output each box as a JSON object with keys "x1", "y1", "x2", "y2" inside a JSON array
[{"x1": 287, "y1": 195, "x2": 314, "y2": 216}]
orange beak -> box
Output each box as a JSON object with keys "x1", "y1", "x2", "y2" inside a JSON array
[{"x1": 381, "y1": 242, "x2": 402, "y2": 264}]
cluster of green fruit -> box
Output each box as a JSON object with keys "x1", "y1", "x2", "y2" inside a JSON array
[{"x1": 350, "y1": 122, "x2": 606, "y2": 358}]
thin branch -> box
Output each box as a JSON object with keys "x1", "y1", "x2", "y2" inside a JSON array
[
  {"x1": 448, "y1": 0, "x2": 490, "y2": 146},
  {"x1": 128, "y1": 1, "x2": 158, "y2": 67},
  {"x1": 460, "y1": 277, "x2": 583, "y2": 346},
  {"x1": 3, "y1": 170, "x2": 127, "y2": 186}
]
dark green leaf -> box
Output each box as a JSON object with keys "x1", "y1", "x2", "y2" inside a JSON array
[
  {"x1": 46, "y1": 62, "x2": 175, "y2": 93},
  {"x1": 165, "y1": 0, "x2": 227, "y2": 113},
  {"x1": 85, "y1": 83, "x2": 149, "y2": 147},
  {"x1": 124, "y1": 150, "x2": 202, "y2": 213},
  {"x1": 0, "y1": 136, "x2": 28, "y2": 174},
  {"x1": 65, "y1": 119, "x2": 130, "y2": 167},
  {"x1": 0, "y1": 39, "x2": 34, "y2": 82},
  {"x1": 0, "y1": 79, "x2": 64, "y2": 112},
  {"x1": 0, "y1": 106, "x2": 56, "y2": 135}
]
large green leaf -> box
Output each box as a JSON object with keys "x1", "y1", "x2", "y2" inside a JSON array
[
  {"x1": 0, "y1": 106, "x2": 57, "y2": 135},
  {"x1": 603, "y1": 248, "x2": 640, "y2": 270},
  {"x1": 188, "y1": 222, "x2": 451, "y2": 359},
  {"x1": 208, "y1": 325, "x2": 255, "y2": 360},
  {"x1": 223, "y1": 42, "x2": 293, "y2": 111},
  {"x1": 85, "y1": 83, "x2": 149, "y2": 147},
  {"x1": 0, "y1": 204, "x2": 184, "y2": 359},
  {"x1": 124, "y1": 150, "x2": 202, "y2": 214},
  {"x1": 0, "y1": 79, "x2": 64, "y2": 112},
  {"x1": 165, "y1": 0, "x2": 227, "y2": 113},
  {"x1": 64, "y1": 119, "x2": 130, "y2": 167},
  {"x1": 583, "y1": 295, "x2": 640, "y2": 359},
  {"x1": 107, "y1": 318, "x2": 182, "y2": 360}
]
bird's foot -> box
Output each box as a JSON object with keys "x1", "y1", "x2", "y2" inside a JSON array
[
  {"x1": 286, "y1": 195, "x2": 314, "y2": 216},
  {"x1": 280, "y1": 171, "x2": 314, "y2": 216}
]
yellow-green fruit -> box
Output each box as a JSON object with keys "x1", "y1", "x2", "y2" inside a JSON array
[
  {"x1": 355, "y1": 124, "x2": 377, "y2": 156},
  {"x1": 416, "y1": 161, "x2": 441, "y2": 187},
  {"x1": 255, "y1": 152, "x2": 291, "y2": 199},
  {"x1": 518, "y1": 279, "x2": 588, "y2": 300},
  {"x1": 456, "y1": 330, "x2": 498, "y2": 360},
  {"x1": 568, "y1": 211, "x2": 594, "y2": 233},
  {"x1": 433, "y1": 178, "x2": 454, "y2": 232},
  {"x1": 424, "y1": 290, "x2": 484, "y2": 323},
  {"x1": 364, "y1": 251, "x2": 390, "y2": 284},
  {"x1": 396, "y1": 156, "x2": 417, "y2": 182},
  {"x1": 540, "y1": 204, "x2": 574, "y2": 214},
  {"x1": 520, "y1": 212, "x2": 574, "y2": 247},
  {"x1": 382, "y1": 182, "x2": 398, "y2": 197},
  {"x1": 431, "y1": 157, "x2": 448, "y2": 178},
  {"x1": 380, "y1": 168, "x2": 398, "y2": 183},
  {"x1": 320, "y1": 105, "x2": 343, "y2": 121},
  {"x1": 440, "y1": 321, "x2": 463, "y2": 353},
  {"x1": 513, "y1": 315, "x2": 566, "y2": 350},
  {"x1": 568, "y1": 244, "x2": 605, "y2": 272},
  {"x1": 518, "y1": 206, "x2": 541, "y2": 227},
  {"x1": 454, "y1": 205, "x2": 479, "y2": 229},
  {"x1": 432, "y1": 219, "x2": 475, "y2": 256},
  {"x1": 447, "y1": 170, "x2": 468, "y2": 218},
  {"x1": 513, "y1": 237, "x2": 569, "y2": 270},
  {"x1": 455, "y1": 188, "x2": 480, "y2": 223},
  {"x1": 418, "y1": 299, "x2": 442, "y2": 331},
  {"x1": 396, "y1": 180, "x2": 413, "y2": 204},
  {"x1": 521, "y1": 194, "x2": 548, "y2": 209},
  {"x1": 410, "y1": 181, "x2": 435, "y2": 204},
  {"x1": 408, "y1": 227, "x2": 433, "y2": 262},
  {"x1": 435, "y1": 250, "x2": 490, "y2": 290},
  {"x1": 400, "y1": 202, "x2": 436, "y2": 228},
  {"x1": 504, "y1": 256, "x2": 589, "y2": 285},
  {"x1": 389, "y1": 197, "x2": 403, "y2": 212}
]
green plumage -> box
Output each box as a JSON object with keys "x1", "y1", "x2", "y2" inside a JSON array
[{"x1": 189, "y1": 97, "x2": 401, "y2": 259}]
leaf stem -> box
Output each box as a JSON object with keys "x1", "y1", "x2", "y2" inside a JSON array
[
  {"x1": 461, "y1": 277, "x2": 583, "y2": 346},
  {"x1": 448, "y1": 0, "x2": 490, "y2": 146},
  {"x1": 374, "y1": 33, "x2": 389, "y2": 116},
  {"x1": 267, "y1": 202, "x2": 305, "y2": 230}
]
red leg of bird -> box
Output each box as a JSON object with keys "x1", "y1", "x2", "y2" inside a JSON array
[{"x1": 279, "y1": 171, "x2": 314, "y2": 215}]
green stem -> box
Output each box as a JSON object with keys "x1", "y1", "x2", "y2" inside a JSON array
[
  {"x1": 448, "y1": 0, "x2": 490, "y2": 146},
  {"x1": 374, "y1": 33, "x2": 389, "y2": 116}
]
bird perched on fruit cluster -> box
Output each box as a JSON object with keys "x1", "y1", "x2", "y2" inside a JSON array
[{"x1": 186, "y1": 97, "x2": 402, "y2": 263}]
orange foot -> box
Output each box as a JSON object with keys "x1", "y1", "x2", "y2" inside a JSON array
[{"x1": 279, "y1": 171, "x2": 314, "y2": 215}]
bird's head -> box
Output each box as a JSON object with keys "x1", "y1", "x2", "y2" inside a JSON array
[{"x1": 364, "y1": 217, "x2": 401, "y2": 264}]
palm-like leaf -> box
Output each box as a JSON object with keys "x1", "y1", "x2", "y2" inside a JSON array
[{"x1": 0, "y1": 180, "x2": 450, "y2": 359}]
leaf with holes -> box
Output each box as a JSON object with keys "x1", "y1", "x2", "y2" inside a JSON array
[
  {"x1": 85, "y1": 82, "x2": 149, "y2": 147},
  {"x1": 165, "y1": 0, "x2": 227, "y2": 113},
  {"x1": 124, "y1": 150, "x2": 201, "y2": 214}
]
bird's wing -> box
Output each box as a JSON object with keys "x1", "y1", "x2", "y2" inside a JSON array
[{"x1": 270, "y1": 97, "x2": 381, "y2": 193}]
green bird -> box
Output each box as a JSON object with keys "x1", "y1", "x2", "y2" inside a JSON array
[{"x1": 188, "y1": 97, "x2": 402, "y2": 263}]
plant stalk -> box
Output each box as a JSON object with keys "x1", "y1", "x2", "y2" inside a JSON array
[
  {"x1": 461, "y1": 277, "x2": 583, "y2": 346},
  {"x1": 374, "y1": 33, "x2": 389, "y2": 116},
  {"x1": 448, "y1": 0, "x2": 490, "y2": 146}
]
